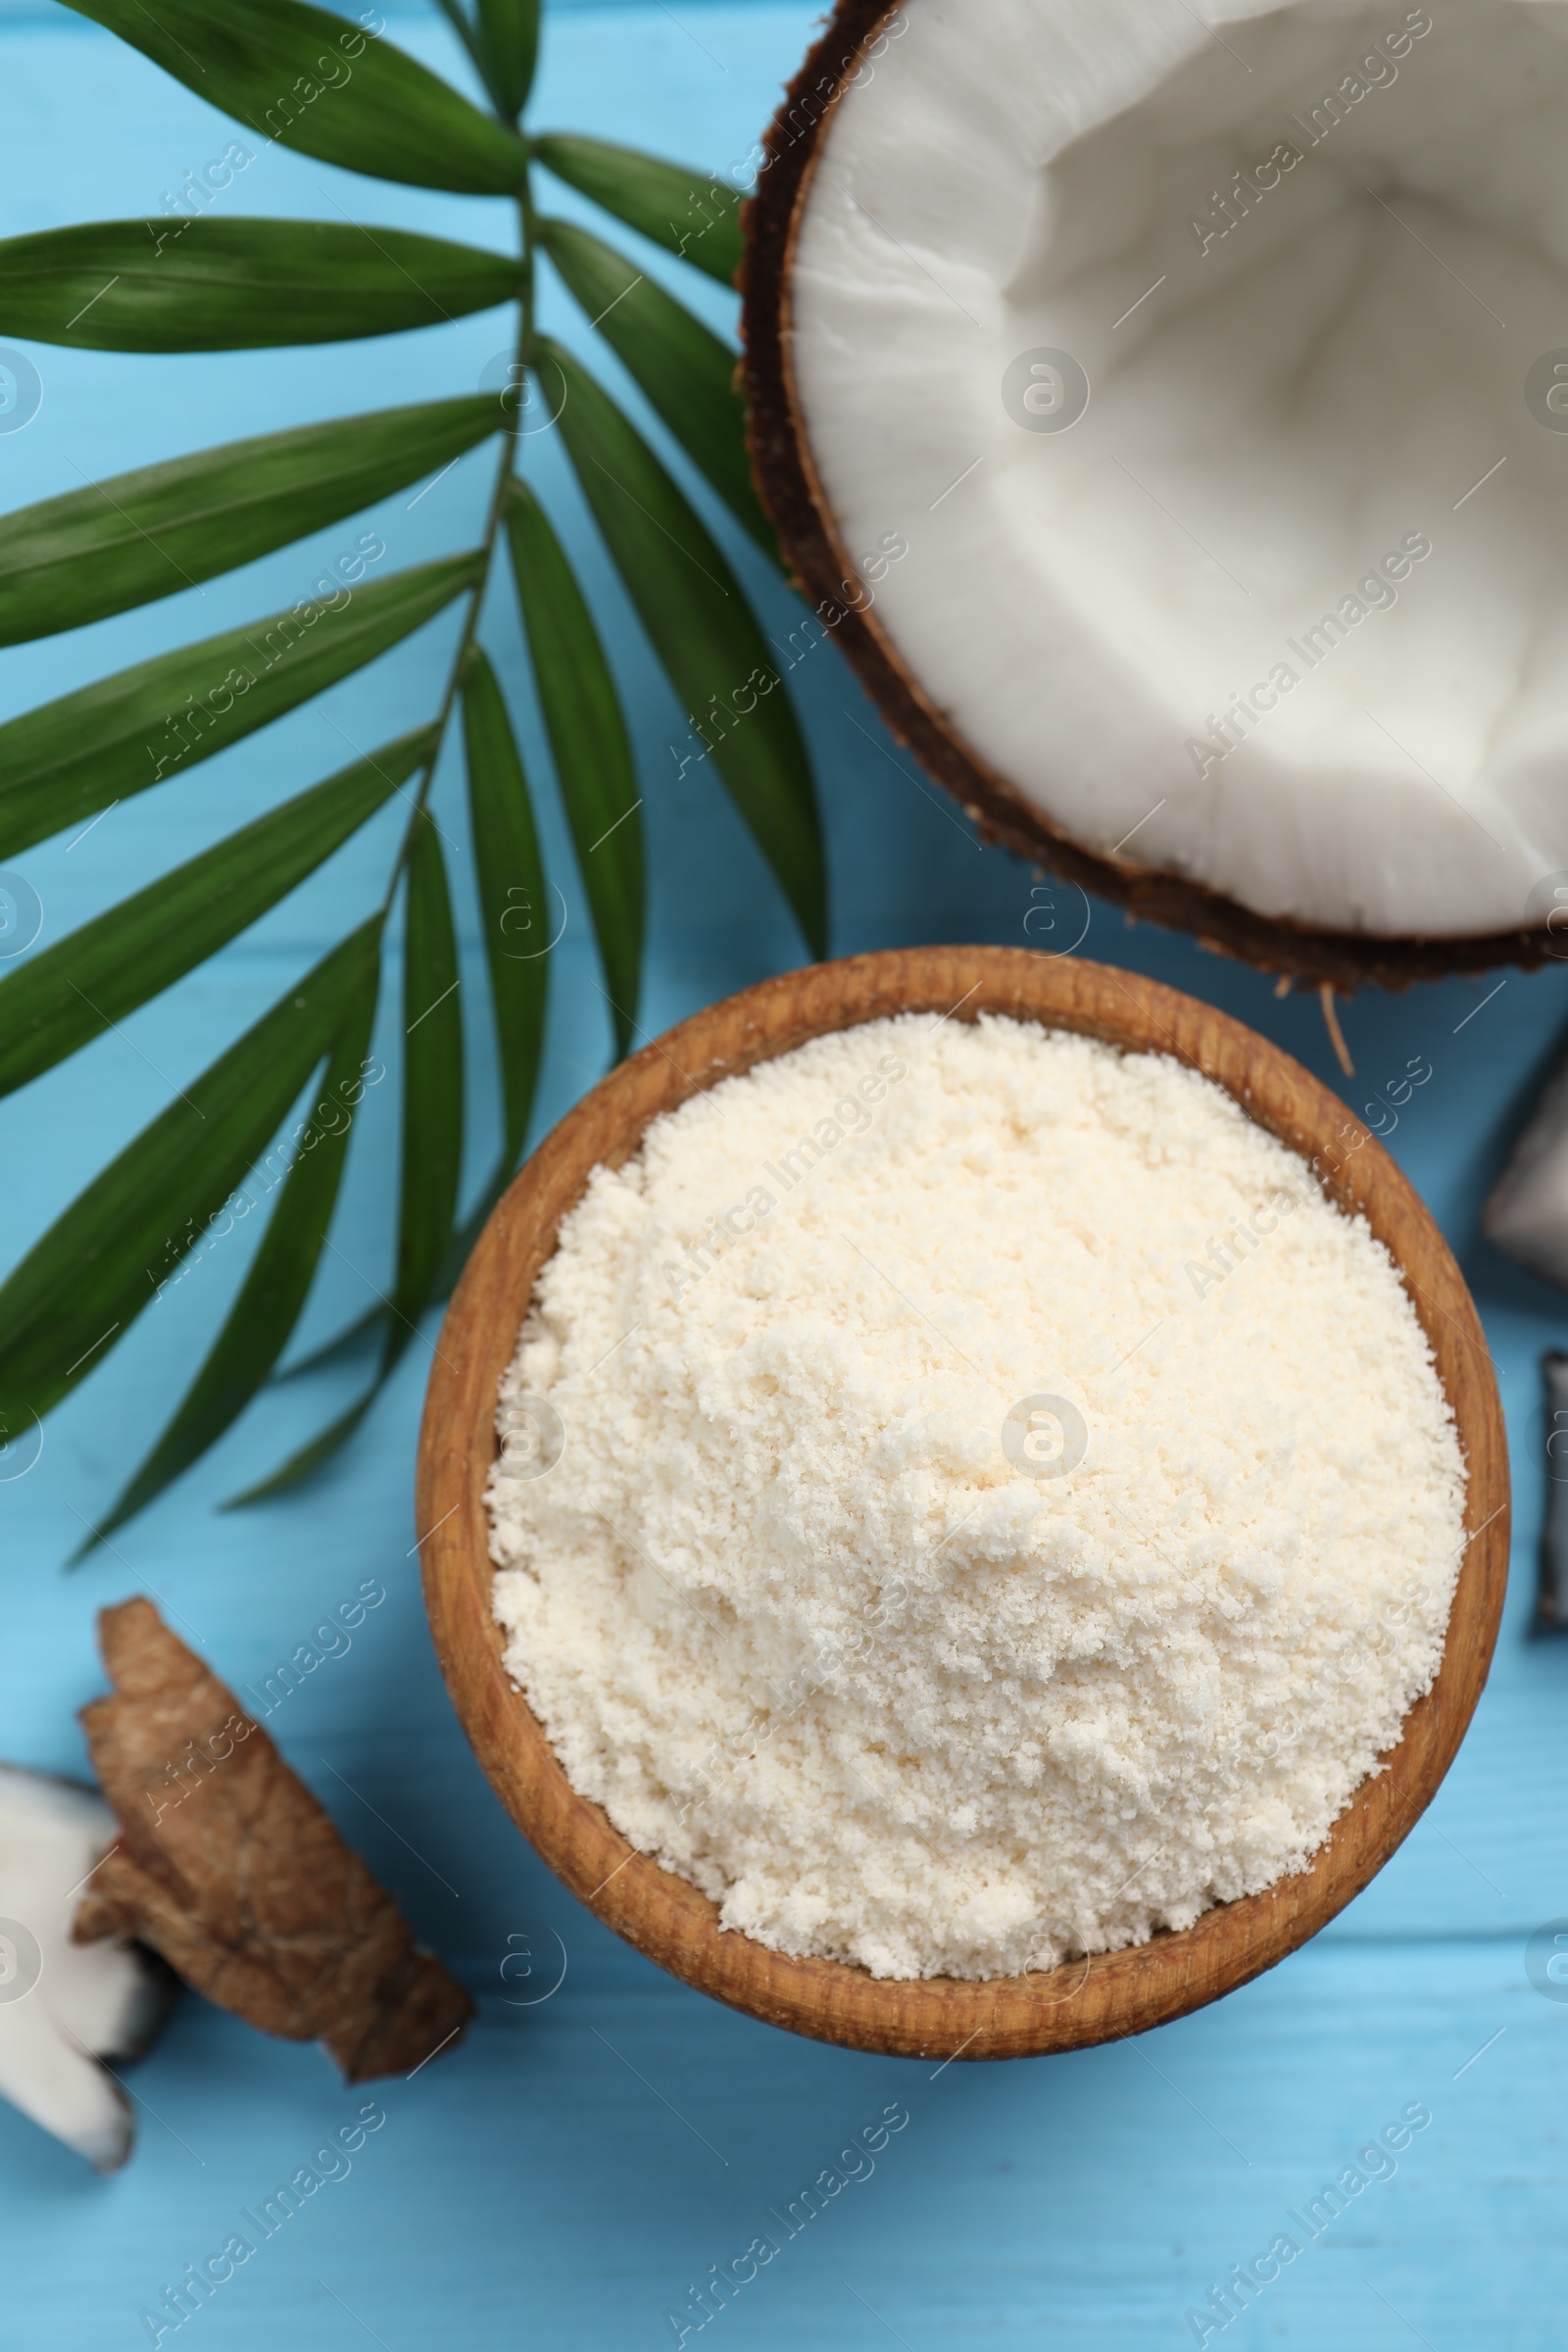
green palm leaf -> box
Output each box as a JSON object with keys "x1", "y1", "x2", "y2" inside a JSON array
[
  {"x1": 431, "y1": 0, "x2": 507, "y2": 118},
  {"x1": 64, "y1": 0, "x2": 527, "y2": 196},
  {"x1": 268, "y1": 1094, "x2": 542, "y2": 1388},
  {"x1": 392, "y1": 809, "x2": 465, "y2": 1340},
  {"x1": 543, "y1": 342, "x2": 826, "y2": 956},
  {"x1": 227, "y1": 809, "x2": 466, "y2": 1504},
  {"x1": 0, "y1": 552, "x2": 478, "y2": 859},
  {"x1": 0, "y1": 0, "x2": 829, "y2": 1534},
  {"x1": 79, "y1": 947, "x2": 384, "y2": 1550},
  {"x1": 0, "y1": 729, "x2": 433, "y2": 1101},
  {"x1": 271, "y1": 1302, "x2": 384, "y2": 1384},
  {"x1": 269, "y1": 1136, "x2": 520, "y2": 1390},
  {"x1": 0, "y1": 399, "x2": 504, "y2": 646},
  {"x1": 0, "y1": 220, "x2": 518, "y2": 350},
  {"x1": 531, "y1": 134, "x2": 743, "y2": 285},
  {"x1": 462, "y1": 647, "x2": 550, "y2": 1160},
  {"x1": 0, "y1": 922, "x2": 380, "y2": 1430},
  {"x1": 224, "y1": 1388, "x2": 380, "y2": 1506},
  {"x1": 476, "y1": 0, "x2": 540, "y2": 118},
  {"x1": 539, "y1": 218, "x2": 773, "y2": 557},
  {"x1": 504, "y1": 483, "x2": 641, "y2": 1054}
]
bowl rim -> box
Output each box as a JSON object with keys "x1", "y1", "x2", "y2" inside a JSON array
[
  {"x1": 416, "y1": 947, "x2": 1509, "y2": 2060},
  {"x1": 737, "y1": 0, "x2": 1556, "y2": 993}
]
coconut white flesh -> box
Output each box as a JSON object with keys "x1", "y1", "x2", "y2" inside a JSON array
[
  {"x1": 791, "y1": 0, "x2": 1568, "y2": 938},
  {"x1": 0, "y1": 1766, "x2": 170, "y2": 2172}
]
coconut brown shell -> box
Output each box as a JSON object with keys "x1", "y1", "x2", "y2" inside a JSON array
[{"x1": 739, "y1": 0, "x2": 1555, "y2": 990}]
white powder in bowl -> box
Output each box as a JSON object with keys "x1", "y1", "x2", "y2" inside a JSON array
[{"x1": 486, "y1": 1015, "x2": 1465, "y2": 1982}]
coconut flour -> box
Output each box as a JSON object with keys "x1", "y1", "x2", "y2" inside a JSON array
[{"x1": 486, "y1": 1016, "x2": 1465, "y2": 1981}]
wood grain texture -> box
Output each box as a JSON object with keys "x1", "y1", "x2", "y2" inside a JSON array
[
  {"x1": 736, "y1": 0, "x2": 1554, "y2": 993},
  {"x1": 416, "y1": 949, "x2": 1509, "y2": 2059}
]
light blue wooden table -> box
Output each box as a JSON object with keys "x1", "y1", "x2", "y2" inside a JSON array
[{"x1": 1, "y1": 3, "x2": 1565, "y2": 2343}]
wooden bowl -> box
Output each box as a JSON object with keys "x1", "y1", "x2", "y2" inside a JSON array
[
  {"x1": 416, "y1": 949, "x2": 1509, "y2": 2060},
  {"x1": 738, "y1": 0, "x2": 1556, "y2": 993}
]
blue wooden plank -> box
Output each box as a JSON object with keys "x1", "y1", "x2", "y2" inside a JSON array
[{"x1": 0, "y1": 1943, "x2": 1558, "y2": 2349}]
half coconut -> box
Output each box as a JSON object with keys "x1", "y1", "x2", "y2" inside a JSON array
[{"x1": 743, "y1": 0, "x2": 1568, "y2": 986}]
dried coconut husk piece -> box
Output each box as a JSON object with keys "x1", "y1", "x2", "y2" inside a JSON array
[{"x1": 74, "y1": 1598, "x2": 471, "y2": 2082}]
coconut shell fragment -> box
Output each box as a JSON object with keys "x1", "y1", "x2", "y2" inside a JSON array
[{"x1": 74, "y1": 1598, "x2": 471, "y2": 2082}]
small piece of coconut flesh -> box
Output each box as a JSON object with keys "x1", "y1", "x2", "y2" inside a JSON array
[
  {"x1": 0, "y1": 1765, "x2": 170, "y2": 2171},
  {"x1": 790, "y1": 0, "x2": 1568, "y2": 937}
]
